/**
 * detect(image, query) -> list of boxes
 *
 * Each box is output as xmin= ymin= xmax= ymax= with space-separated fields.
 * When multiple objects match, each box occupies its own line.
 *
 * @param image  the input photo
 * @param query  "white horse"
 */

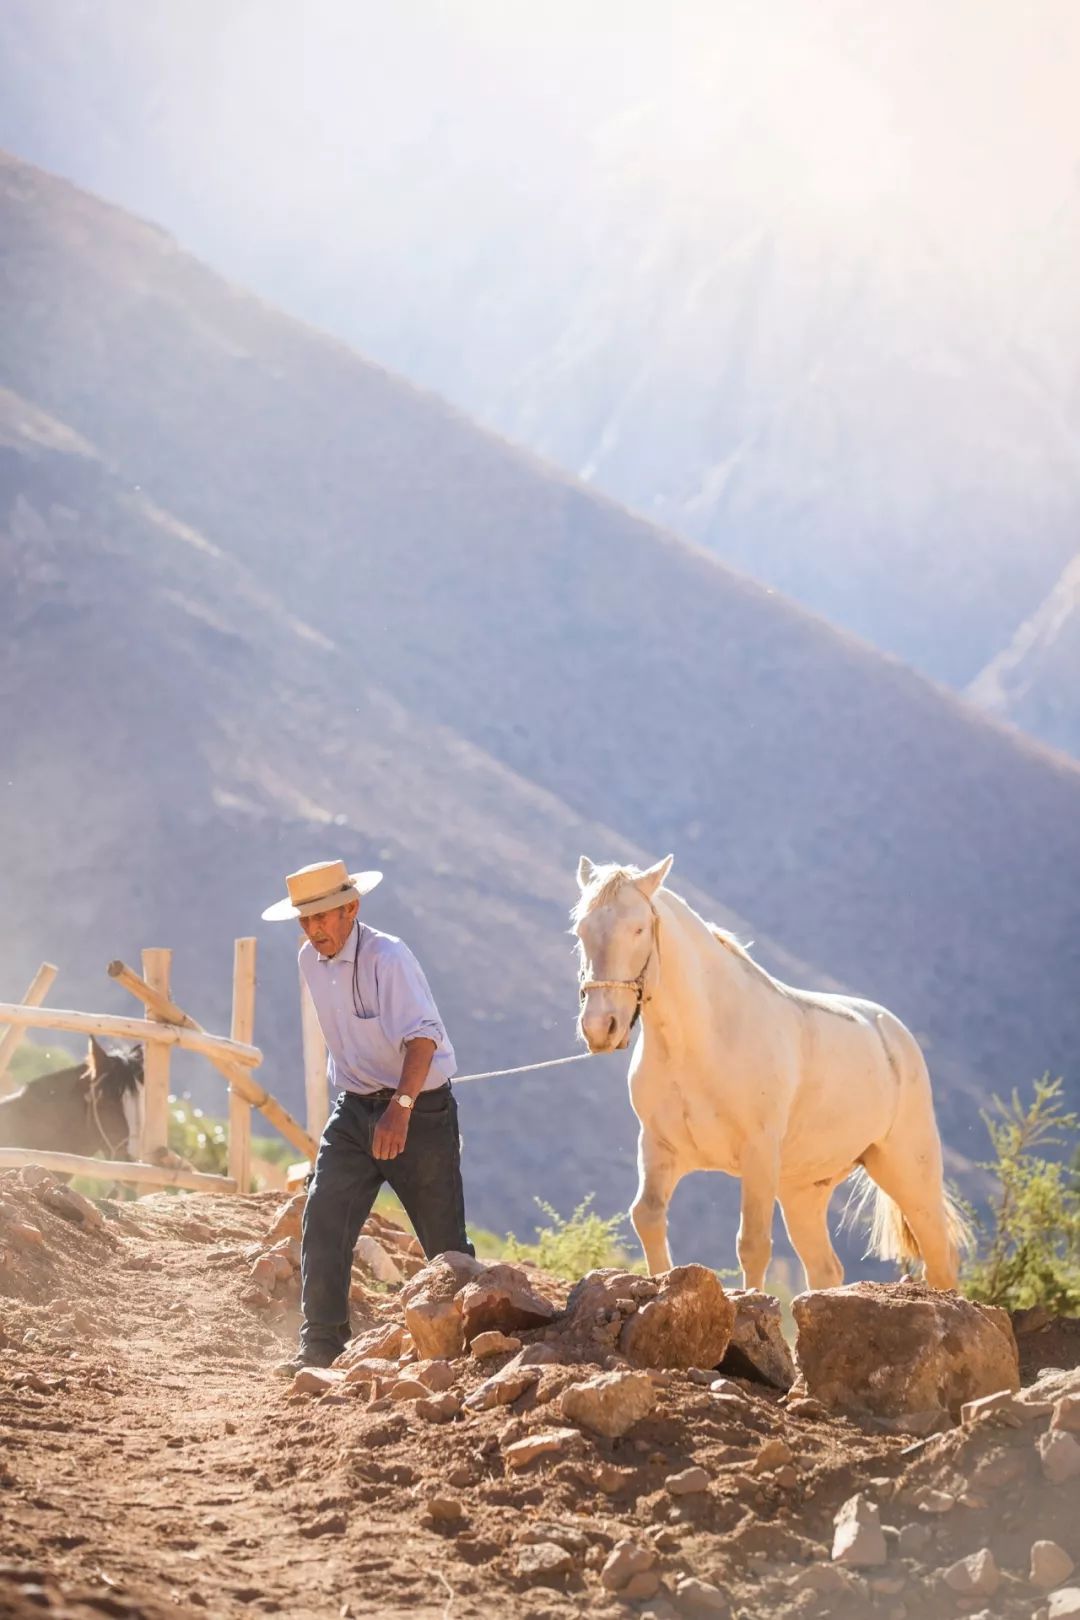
xmin=574 ymin=854 xmax=968 ymax=1291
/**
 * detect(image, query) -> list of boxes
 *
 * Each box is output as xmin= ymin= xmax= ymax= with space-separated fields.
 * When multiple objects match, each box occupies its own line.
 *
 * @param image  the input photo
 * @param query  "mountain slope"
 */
xmin=2 ymin=152 xmax=1079 ymax=1187
xmin=967 ymin=550 xmax=1080 ymax=759
xmin=0 ymin=382 xmax=828 ymax=1259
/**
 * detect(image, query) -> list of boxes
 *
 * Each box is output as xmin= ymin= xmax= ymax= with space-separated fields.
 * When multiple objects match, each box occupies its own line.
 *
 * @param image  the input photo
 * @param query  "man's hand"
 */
xmin=373 ymin=1100 xmax=411 ymax=1161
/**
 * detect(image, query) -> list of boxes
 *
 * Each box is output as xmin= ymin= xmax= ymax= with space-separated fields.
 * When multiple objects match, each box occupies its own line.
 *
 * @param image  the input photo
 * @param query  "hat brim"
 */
xmin=261 ymin=870 xmax=383 ymax=922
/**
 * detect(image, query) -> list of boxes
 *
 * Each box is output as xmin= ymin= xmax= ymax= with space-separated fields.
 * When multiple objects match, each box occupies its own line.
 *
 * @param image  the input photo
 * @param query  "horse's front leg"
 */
xmin=630 ymin=1130 xmax=682 ymax=1275
xmin=737 ymin=1139 xmax=781 ymax=1289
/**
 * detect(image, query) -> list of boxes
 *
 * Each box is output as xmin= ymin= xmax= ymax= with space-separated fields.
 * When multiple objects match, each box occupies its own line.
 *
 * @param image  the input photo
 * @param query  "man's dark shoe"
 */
xmin=274 ymin=1347 xmax=340 ymax=1379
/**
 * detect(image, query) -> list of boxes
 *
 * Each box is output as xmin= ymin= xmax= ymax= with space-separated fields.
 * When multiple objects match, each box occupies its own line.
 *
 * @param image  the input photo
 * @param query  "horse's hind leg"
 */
xmin=779 ymin=1178 xmax=844 ymax=1291
xmin=630 ymin=1131 xmax=681 ymax=1274
xmin=859 ymin=1142 xmax=958 ymax=1290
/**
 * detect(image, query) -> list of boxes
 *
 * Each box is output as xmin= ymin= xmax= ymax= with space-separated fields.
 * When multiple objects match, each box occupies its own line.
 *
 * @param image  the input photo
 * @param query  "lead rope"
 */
xmin=453 ymin=1050 xmax=594 ymax=1085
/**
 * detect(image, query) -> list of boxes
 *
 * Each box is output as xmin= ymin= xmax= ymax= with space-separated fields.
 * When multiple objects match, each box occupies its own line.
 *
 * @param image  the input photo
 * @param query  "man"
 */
xmin=262 ymin=860 xmax=473 ymax=1371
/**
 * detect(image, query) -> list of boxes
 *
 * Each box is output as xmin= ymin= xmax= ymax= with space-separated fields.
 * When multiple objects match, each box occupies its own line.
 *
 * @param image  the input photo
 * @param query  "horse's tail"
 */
xmin=846 ymin=1167 xmax=973 ymax=1268
xmin=844 ymin=1168 xmax=918 ymax=1265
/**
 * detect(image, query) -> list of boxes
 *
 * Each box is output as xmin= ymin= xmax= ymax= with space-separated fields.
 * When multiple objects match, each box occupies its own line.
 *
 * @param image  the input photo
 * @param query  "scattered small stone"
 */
xmin=895 ymin=1522 xmax=932 ymax=1557
xmin=665 ymin=1466 xmax=709 ymax=1497
xmin=516 ymin=1542 xmax=575 ymax=1583
xmin=961 ymin=1388 xmax=1027 ymax=1425
xmin=832 ymin=1494 xmax=887 ymax=1567
xmin=601 ymin=1539 xmax=658 ymax=1592
xmin=1052 ymin=1394 xmax=1080 ymax=1434
xmin=355 ymin=1234 xmax=403 ymax=1284
xmin=41 ymin=1184 xmax=105 ymax=1230
xmin=470 ymin=1330 xmax=522 ymax=1359
xmin=752 ymin=1437 xmax=793 ymax=1474
xmin=1031 ymin=1542 xmax=1076 ymax=1590
xmin=1039 ymin=1431 xmax=1080 ymax=1485
xmin=298 ymin=1511 xmax=347 ymax=1538
xmin=415 ymin=1391 xmax=461 ymax=1423
xmin=774 ymin=1464 xmax=799 ymax=1490
xmin=289 ymin=1367 xmax=345 ymax=1397
xmin=422 ymin=1496 xmax=464 ymax=1524
xmin=942 ymin=1549 xmax=1000 ymax=1597
xmin=9 ymin=1221 xmax=46 ymax=1249
xmin=560 ymin=1370 xmax=657 ymax=1438
xmin=463 ymin=1365 xmax=538 ymax=1412
xmin=519 ymin=1522 xmax=589 ymax=1555
xmin=1049 ymin=1591 xmax=1080 ymax=1620
xmin=389 ymin=1377 xmax=431 ymax=1403
xmin=622 ymin=1571 xmax=662 ymax=1600
xmin=503 ymin=1427 xmax=583 ymax=1471
xmin=673 ymin=1575 xmax=729 ymax=1614
xmin=785 ymin=1396 xmax=827 ymax=1420
xmin=915 ymin=1488 xmax=955 ymax=1514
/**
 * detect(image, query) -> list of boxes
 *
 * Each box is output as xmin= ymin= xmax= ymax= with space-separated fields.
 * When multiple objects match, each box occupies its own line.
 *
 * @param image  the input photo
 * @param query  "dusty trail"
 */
xmin=2 ymin=1173 xmax=1079 ymax=1620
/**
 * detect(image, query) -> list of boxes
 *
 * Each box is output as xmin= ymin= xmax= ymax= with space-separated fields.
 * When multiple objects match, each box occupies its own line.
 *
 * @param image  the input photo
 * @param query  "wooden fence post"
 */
xmin=141 ymin=948 xmax=173 ymax=1163
xmin=0 ymin=962 xmax=58 ymax=1095
xmin=229 ymin=938 xmax=256 ymax=1193
xmin=300 ymin=970 xmax=329 ymax=1144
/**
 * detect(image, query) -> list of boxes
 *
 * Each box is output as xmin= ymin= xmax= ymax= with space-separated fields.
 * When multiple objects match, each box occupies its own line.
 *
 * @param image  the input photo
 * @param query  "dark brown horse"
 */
xmin=0 ymin=1038 xmax=144 ymax=1160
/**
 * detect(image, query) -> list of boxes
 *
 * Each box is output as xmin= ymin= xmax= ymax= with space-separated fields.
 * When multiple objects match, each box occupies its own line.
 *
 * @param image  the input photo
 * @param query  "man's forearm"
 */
xmin=398 ymin=1037 xmax=437 ymax=1098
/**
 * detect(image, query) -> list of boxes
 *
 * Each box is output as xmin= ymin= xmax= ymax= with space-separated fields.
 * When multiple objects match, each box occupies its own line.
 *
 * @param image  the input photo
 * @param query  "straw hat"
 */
xmin=261 ymin=859 xmax=383 ymax=922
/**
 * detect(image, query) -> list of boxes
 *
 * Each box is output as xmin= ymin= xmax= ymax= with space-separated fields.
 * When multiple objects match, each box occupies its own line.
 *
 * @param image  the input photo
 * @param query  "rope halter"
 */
xmin=578 ymin=901 xmax=661 ymax=1026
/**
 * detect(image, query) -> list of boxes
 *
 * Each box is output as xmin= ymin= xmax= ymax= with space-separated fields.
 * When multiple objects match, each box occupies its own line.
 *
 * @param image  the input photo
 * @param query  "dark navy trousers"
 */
xmin=299 ymin=1084 xmax=473 ymax=1360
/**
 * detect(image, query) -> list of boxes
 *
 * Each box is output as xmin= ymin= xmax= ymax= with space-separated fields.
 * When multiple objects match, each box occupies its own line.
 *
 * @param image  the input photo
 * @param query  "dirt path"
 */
xmin=2 ymin=1174 xmax=1079 ymax=1620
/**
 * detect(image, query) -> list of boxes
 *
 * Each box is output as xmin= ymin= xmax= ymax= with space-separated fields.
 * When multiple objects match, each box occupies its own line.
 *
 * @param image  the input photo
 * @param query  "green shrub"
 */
xmin=499 ymin=1195 xmax=641 ymax=1279
xmin=168 ymin=1096 xmax=228 ymax=1176
xmin=8 ymin=1039 xmax=80 ymax=1085
xmin=963 ymin=1076 xmax=1080 ymax=1314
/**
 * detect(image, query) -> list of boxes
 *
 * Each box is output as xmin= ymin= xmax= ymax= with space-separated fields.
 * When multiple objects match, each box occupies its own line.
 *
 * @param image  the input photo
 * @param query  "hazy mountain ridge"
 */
xmin=2 ymin=1 xmax=1077 ymax=713
xmin=2 ymin=154 xmax=1079 ymax=1249
xmin=967 ymin=548 xmax=1080 ymax=760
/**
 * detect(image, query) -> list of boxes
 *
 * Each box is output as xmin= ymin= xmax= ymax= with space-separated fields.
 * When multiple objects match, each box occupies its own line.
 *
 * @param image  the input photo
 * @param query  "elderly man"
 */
xmin=263 ymin=860 xmax=473 ymax=1371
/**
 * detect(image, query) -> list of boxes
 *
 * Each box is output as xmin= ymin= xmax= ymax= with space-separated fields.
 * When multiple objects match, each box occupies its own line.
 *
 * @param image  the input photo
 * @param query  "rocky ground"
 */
xmin=1 ymin=1170 xmax=1078 ymax=1620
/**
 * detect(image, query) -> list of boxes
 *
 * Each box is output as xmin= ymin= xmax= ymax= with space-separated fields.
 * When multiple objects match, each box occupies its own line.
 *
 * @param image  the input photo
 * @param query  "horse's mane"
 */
xmin=573 ymin=864 xmax=758 ymax=964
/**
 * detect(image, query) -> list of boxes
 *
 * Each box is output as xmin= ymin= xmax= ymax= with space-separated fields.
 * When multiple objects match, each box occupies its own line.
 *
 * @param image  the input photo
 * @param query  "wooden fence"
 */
xmin=0 ymin=941 xmax=322 ymax=1194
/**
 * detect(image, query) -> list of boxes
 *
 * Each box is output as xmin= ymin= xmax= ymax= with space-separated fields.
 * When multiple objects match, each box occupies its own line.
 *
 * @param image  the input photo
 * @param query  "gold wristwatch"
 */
xmin=394 ymin=1093 xmax=414 ymax=1111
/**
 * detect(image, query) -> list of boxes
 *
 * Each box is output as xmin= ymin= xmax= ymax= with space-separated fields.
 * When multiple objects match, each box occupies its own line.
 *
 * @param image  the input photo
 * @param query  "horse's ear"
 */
xmin=635 ymin=854 xmax=674 ymax=900
xmin=577 ymin=856 xmax=596 ymax=891
xmin=86 ymin=1036 xmax=109 ymax=1080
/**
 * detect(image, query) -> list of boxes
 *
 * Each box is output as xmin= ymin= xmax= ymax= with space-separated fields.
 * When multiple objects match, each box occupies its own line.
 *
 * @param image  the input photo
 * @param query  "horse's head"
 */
xmin=573 ymin=854 xmax=673 ymax=1053
xmin=83 ymin=1037 xmax=145 ymax=1160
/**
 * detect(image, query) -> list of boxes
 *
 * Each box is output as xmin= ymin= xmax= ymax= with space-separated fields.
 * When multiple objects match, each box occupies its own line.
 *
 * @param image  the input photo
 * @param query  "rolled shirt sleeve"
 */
xmin=378 ymin=941 xmax=447 ymax=1051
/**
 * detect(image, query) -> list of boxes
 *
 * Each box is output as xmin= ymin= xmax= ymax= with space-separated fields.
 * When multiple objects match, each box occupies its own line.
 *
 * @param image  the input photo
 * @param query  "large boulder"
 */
xmin=619 ymin=1265 xmax=735 ymax=1370
xmin=791 ymin=1281 xmax=1019 ymax=1420
xmin=400 ymin=1252 xmax=484 ymax=1360
xmin=719 ymin=1291 xmax=795 ymax=1389
xmin=458 ymin=1263 xmax=558 ymax=1343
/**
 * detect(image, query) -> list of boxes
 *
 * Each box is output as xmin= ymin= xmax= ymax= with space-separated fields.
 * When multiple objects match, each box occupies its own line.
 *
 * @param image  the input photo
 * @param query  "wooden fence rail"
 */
xmin=0 ymin=962 xmax=58 ymax=1095
xmin=0 ymin=1005 xmax=261 ymax=1067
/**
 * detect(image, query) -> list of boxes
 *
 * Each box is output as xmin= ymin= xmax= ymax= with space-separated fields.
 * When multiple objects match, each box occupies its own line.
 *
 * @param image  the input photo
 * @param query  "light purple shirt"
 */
xmin=298 ymin=923 xmax=456 ymax=1095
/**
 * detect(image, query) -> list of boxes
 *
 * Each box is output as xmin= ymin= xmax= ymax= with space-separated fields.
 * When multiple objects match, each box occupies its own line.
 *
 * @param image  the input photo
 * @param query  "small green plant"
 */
xmin=8 ymin=1039 xmax=80 ymax=1085
xmin=963 ymin=1076 xmax=1080 ymax=1314
xmin=500 ymin=1194 xmax=641 ymax=1279
xmin=168 ymin=1095 xmax=229 ymax=1177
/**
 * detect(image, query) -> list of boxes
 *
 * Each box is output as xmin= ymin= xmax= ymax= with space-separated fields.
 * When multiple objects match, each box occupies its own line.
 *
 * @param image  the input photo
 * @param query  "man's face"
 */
xmin=300 ymin=899 xmax=359 ymax=957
